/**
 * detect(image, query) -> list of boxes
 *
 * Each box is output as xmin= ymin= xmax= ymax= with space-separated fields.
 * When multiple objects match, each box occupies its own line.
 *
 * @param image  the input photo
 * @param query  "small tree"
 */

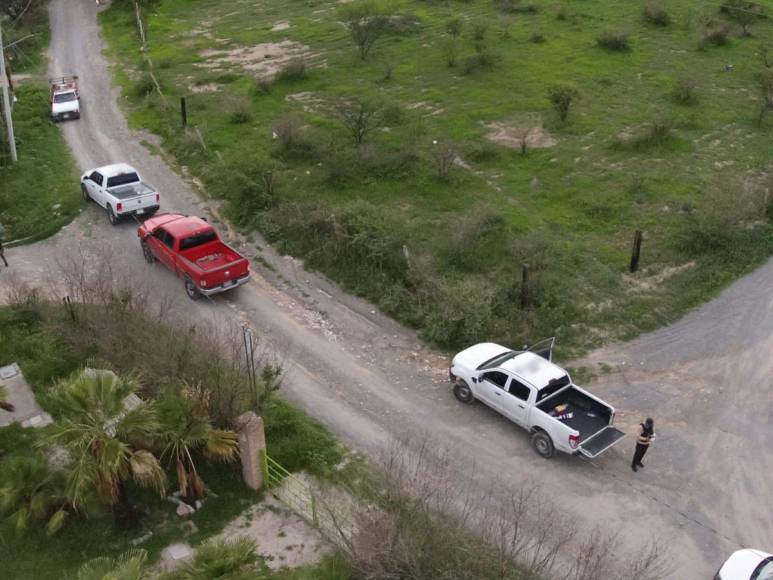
xmin=548 ymin=82 xmax=579 ymax=123
xmin=432 ymin=142 xmax=457 ymax=182
xmin=444 ymin=17 xmax=463 ymax=67
xmin=340 ymin=0 xmax=392 ymax=60
xmin=722 ymin=0 xmax=764 ymax=36
xmin=335 ymin=98 xmax=381 ymax=145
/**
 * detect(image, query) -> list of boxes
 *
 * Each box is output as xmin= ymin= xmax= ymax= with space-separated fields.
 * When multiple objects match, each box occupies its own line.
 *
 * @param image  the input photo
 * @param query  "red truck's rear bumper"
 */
xmin=198 ymin=273 xmax=251 ymax=297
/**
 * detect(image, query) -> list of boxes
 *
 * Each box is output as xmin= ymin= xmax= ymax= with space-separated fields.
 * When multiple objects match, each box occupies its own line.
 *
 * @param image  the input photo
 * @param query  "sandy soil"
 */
xmin=2 ymin=1 xmax=771 ymax=577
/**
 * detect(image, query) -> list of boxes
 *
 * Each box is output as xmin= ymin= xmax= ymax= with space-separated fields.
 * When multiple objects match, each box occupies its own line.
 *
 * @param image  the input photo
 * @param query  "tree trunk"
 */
xmin=112 ymin=480 xmax=139 ymax=529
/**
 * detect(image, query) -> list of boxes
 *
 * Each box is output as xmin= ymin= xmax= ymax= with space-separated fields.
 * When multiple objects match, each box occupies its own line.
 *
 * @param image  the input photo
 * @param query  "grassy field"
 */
xmin=0 ymin=303 xmax=350 ymax=579
xmin=100 ymin=0 xmax=773 ymax=355
xmin=0 ymin=0 xmax=81 ymax=244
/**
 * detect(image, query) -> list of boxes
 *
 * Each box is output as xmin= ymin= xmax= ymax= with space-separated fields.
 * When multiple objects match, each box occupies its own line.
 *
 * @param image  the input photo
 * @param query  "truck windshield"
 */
xmin=536 ymin=375 xmax=571 ymax=402
xmin=106 ymin=173 xmax=141 ymax=188
xmin=179 ymin=230 xmax=217 ymax=251
xmin=477 ymin=351 xmax=516 ymax=370
xmin=54 ymin=92 xmax=77 ymax=103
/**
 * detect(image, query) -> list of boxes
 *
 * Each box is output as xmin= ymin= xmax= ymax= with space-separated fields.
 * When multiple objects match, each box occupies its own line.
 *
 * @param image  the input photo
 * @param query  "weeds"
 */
xmin=597 ymin=29 xmax=630 ymax=51
xmin=700 ymin=20 xmax=730 ymax=47
xmin=643 ymin=1 xmax=671 ymax=26
xmin=276 ymin=58 xmax=307 ymax=82
xmin=548 ymin=82 xmax=579 ymax=122
xmin=672 ymin=74 xmax=699 ymax=105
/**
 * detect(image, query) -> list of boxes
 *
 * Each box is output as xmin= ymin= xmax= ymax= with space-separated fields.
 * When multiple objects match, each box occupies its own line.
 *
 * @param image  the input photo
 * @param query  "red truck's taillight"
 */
xmin=156 ymin=193 xmax=160 ymax=203
xmin=116 ymin=202 xmax=123 ymax=212
xmin=568 ymin=434 xmax=580 ymax=449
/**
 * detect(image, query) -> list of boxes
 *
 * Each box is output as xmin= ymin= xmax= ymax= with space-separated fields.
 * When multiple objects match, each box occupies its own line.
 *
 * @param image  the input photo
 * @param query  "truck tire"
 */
xmin=453 ymin=382 xmax=475 ymax=404
xmin=184 ymin=277 xmax=201 ymax=300
xmin=81 ymin=184 xmax=90 ymax=203
xmin=107 ymin=205 xmax=119 ymax=226
xmin=141 ymin=241 xmax=156 ymax=264
xmin=531 ymin=431 xmax=555 ymax=459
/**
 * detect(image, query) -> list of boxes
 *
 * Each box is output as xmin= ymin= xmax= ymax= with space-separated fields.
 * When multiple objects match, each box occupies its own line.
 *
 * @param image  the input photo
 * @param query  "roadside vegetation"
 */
xmin=0 ymin=261 xmax=345 ymax=578
xmin=0 ymin=0 xmax=81 ymax=243
xmin=100 ymin=0 xmax=773 ymax=356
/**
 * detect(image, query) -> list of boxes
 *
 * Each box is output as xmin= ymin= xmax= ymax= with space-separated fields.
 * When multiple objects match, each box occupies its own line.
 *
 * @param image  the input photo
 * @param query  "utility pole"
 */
xmin=0 ymin=23 xmax=18 ymax=163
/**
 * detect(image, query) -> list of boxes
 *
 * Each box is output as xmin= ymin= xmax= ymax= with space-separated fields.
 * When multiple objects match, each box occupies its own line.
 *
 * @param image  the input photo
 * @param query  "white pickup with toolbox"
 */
xmin=450 ymin=339 xmax=626 ymax=459
xmin=49 ymin=75 xmax=80 ymax=121
xmin=81 ymin=163 xmax=160 ymax=225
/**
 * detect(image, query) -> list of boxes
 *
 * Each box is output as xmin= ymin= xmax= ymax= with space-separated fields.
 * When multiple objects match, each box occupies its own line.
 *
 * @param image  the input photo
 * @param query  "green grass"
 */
xmin=0 ymin=304 xmax=346 ymax=579
xmin=0 ymin=85 xmax=82 ymax=243
xmin=99 ymin=0 xmax=773 ymax=356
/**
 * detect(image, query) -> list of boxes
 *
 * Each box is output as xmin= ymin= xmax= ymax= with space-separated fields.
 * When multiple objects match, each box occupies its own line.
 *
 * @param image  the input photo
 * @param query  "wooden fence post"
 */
xmin=180 ymin=97 xmax=187 ymax=128
xmin=630 ymin=230 xmax=643 ymax=273
xmin=520 ymin=264 xmax=530 ymax=308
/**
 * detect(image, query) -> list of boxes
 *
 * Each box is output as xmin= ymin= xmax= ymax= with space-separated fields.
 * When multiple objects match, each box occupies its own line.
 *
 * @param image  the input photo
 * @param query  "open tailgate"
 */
xmin=578 ymin=426 xmax=626 ymax=458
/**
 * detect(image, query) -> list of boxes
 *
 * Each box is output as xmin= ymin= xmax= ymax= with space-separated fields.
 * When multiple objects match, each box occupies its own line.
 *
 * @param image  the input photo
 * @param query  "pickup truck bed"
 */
xmin=537 ymin=387 xmax=611 ymax=441
xmin=110 ymin=182 xmax=155 ymax=200
xmin=181 ymin=244 xmax=242 ymax=271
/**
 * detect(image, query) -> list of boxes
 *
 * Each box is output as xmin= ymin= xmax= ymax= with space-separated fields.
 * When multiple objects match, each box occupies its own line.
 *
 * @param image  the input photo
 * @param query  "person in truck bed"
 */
xmin=631 ymin=417 xmax=655 ymax=472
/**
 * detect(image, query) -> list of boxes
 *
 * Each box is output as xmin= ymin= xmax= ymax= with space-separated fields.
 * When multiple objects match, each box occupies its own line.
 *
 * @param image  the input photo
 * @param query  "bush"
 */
xmin=462 ymin=50 xmax=500 ymax=75
xmin=132 ymin=73 xmax=156 ymax=98
xmin=253 ymin=77 xmax=273 ymax=95
xmin=643 ymin=1 xmax=670 ymax=26
xmin=596 ymin=29 xmax=630 ymax=51
xmin=672 ymin=75 xmax=699 ymax=105
xmin=276 ymin=58 xmax=307 ymax=82
xmin=700 ymin=20 xmax=730 ymax=47
xmin=530 ymin=31 xmax=546 ymax=43
xmin=495 ymin=0 xmax=538 ymax=14
xmin=548 ymin=82 xmax=579 ymax=122
xmin=721 ymin=0 xmax=766 ymax=36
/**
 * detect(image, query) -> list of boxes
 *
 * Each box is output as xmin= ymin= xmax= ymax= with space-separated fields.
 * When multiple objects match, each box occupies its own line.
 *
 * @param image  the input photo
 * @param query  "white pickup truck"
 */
xmin=450 ymin=339 xmax=625 ymax=459
xmin=81 ymin=163 xmax=160 ymax=225
xmin=49 ymin=75 xmax=80 ymax=122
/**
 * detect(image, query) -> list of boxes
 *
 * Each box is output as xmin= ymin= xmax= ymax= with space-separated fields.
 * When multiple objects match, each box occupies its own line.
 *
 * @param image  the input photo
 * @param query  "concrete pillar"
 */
xmin=235 ymin=411 xmax=266 ymax=490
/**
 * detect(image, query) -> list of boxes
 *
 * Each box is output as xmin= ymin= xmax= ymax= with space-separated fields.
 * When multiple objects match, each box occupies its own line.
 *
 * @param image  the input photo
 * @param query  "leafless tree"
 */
xmin=433 ymin=141 xmax=456 ymax=182
xmin=335 ymin=98 xmax=381 ymax=145
xmin=339 ymin=0 xmax=392 ymax=60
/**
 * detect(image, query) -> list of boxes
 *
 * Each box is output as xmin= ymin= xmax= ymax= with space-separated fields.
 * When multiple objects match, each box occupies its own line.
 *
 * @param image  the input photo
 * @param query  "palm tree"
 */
xmin=77 ymin=549 xmax=148 ymax=580
xmin=0 ymin=453 xmax=72 ymax=535
xmin=175 ymin=538 xmax=267 ymax=579
xmin=47 ymin=369 xmax=165 ymax=528
xmin=0 ymin=385 xmax=15 ymax=412
xmin=157 ymin=384 xmax=238 ymax=504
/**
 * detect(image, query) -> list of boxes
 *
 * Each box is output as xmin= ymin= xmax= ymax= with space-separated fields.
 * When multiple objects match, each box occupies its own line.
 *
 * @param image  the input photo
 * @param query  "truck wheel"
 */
xmin=107 ymin=205 xmax=119 ymax=226
xmin=531 ymin=431 xmax=555 ymax=459
xmin=184 ymin=277 xmax=201 ymax=300
xmin=453 ymin=382 xmax=474 ymax=404
xmin=141 ymin=242 xmax=156 ymax=264
xmin=81 ymin=184 xmax=90 ymax=203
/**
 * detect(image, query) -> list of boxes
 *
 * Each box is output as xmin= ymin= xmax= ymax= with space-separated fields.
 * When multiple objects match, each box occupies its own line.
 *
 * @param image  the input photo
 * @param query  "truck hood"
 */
xmin=452 ymin=343 xmax=512 ymax=373
xmin=52 ymin=100 xmax=79 ymax=114
xmin=718 ymin=550 xmax=771 ymax=579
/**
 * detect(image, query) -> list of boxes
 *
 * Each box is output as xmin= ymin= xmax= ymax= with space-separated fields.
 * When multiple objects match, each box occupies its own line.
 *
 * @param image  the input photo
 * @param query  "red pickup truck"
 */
xmin=138 ymin=214 xmax=250 ymax=299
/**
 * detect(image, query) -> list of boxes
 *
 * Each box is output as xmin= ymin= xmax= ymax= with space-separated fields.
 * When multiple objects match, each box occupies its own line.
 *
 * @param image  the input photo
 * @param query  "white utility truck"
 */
xmin=81 ymin=163 xmax=160 ymax=225
xmin=49 ymin=75 xmax=80 ymax=122
xmin=450 ymin=339 xmax=625 ymax=459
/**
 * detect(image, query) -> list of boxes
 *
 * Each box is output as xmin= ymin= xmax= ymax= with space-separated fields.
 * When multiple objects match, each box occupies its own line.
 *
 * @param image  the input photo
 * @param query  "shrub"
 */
xmin=272 ymin=116 xmax=303 ymax=149
xmin=432 ymin=142 xmax=457 ymax=182
xmin=339 ymin=0 xmax=393 ymax=60
xmin=471 ymin=21 xmax=488 ymax=44
xmin=496 ymin=0 xmax=538 ymax=14
xmin=462 ymin=49 xmax=500 ymax=75
xmin=276 ymin=58 xmax=307 ymax=82
xmin=446 ymin=207 xmax=505 ymax=269
xmin=253 ymin=77 xmax=273 ymax=95
xmin=133 ymin=73 xmax=156 ymax=97
xmin=596 ymin=29 xmax=630 ymax=51
xmin=530 ymin=31 xmax=546 ymax=43
xmin=556 ymin=6 xmax=568 ymax=20
xmin=548 ymin=82 xmax=579 ymax=122
xmin=335 ymin=98 xmax=382 ymax=145
xmin=643 ymin=1 xmax=670 ymax=26
xmin=700 ymin=20 xmax=730 ymax=47
xmin=672 ymin=75 xmax=699 ymax=105
xmin=721 ymin=0 xmax=766 ymax=36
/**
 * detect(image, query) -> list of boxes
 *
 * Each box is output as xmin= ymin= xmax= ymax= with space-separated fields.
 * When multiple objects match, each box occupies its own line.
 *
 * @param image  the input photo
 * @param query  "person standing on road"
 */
xmin=631 ymin=417 xmax=655 ymax=472
xmin=0 ymin=224 xmax=8 ymax=268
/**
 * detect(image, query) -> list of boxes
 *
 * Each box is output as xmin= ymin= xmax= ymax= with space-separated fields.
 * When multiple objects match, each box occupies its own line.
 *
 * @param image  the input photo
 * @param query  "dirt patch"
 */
xmin=197 ymin=41 xmax=318 ymax=79
xmin=408 ymin=101 xmax=444 ymax=117
xmin=624 ymin=261 xmax=696 ymax=292
xmin=217 ymin=495 xmax=334 ymax=570
xmin=271 ymin=21 xmax=290 ymax=32
xmin=10 ymin=73 xmax=33 ymax=85
xmin=189 ymin=83 xmax=220 ymax=93
xmin=285 ymin=91 xmax=328 ymax=114
xmin=485 ymin=120 xmax=556 ymax=150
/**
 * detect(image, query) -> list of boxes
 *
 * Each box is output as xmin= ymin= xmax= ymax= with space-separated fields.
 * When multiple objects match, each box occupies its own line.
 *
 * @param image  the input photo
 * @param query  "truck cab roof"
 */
xmin=94 ymin=163 xmax=139 ymax=179
xmin=142 ymin=214 xmax=212 ymax=239
xmin=500 ymin=352 xmax=568 ymax=390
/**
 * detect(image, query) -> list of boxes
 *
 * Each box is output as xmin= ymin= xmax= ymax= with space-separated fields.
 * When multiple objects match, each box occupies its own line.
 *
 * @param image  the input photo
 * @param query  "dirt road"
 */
xmin=2 ymin=1 xmax=771 ymax=576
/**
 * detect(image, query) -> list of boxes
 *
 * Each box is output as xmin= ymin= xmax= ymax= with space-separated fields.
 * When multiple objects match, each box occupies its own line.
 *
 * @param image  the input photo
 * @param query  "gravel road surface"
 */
xmin=1 ymin=1 xmax=771 ymax=576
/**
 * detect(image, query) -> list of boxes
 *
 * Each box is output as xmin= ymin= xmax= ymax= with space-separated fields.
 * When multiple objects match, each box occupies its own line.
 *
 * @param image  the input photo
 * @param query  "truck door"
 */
xmin=526 ymin=337 xmax=555 ymax=361
xmin=87 ymin=171 xmax=104 ymax=206
xmin=476 ymin=371 xmax=509 ymax=413
xmin=499 ymin=379 xmax=532 ymax=427
xmin=150 ymin=228 xmax=177 ymax=271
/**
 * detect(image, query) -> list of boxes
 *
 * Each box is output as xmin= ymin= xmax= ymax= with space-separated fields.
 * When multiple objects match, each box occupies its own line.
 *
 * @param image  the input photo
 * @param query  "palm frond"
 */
xmin=129 ymin=450 xmax=166 ymax=494
xmin=45 ymin=508 xmax=69 ymax=535
xmin=204 ymin=430 xmax=239 ymax=462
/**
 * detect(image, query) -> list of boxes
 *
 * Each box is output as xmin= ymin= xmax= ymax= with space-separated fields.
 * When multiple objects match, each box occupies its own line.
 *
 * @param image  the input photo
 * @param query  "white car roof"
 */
xmin=93 ymin=163 xmax=138 ymax=178
xmin=500 ymin=352 xmax=568 ymax=389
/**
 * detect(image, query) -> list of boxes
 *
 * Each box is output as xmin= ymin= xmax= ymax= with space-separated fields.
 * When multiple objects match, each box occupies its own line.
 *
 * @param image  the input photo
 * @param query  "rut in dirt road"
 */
xmin=3 ymin=0 xmax=772 ymax=577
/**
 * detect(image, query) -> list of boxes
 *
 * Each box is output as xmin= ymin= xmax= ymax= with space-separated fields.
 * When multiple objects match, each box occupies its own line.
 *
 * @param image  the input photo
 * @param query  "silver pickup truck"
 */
xmin=81 ymin=163 xmax=160 ymax=225
xmin=450 ymin=339 xmax=625 ymax=459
